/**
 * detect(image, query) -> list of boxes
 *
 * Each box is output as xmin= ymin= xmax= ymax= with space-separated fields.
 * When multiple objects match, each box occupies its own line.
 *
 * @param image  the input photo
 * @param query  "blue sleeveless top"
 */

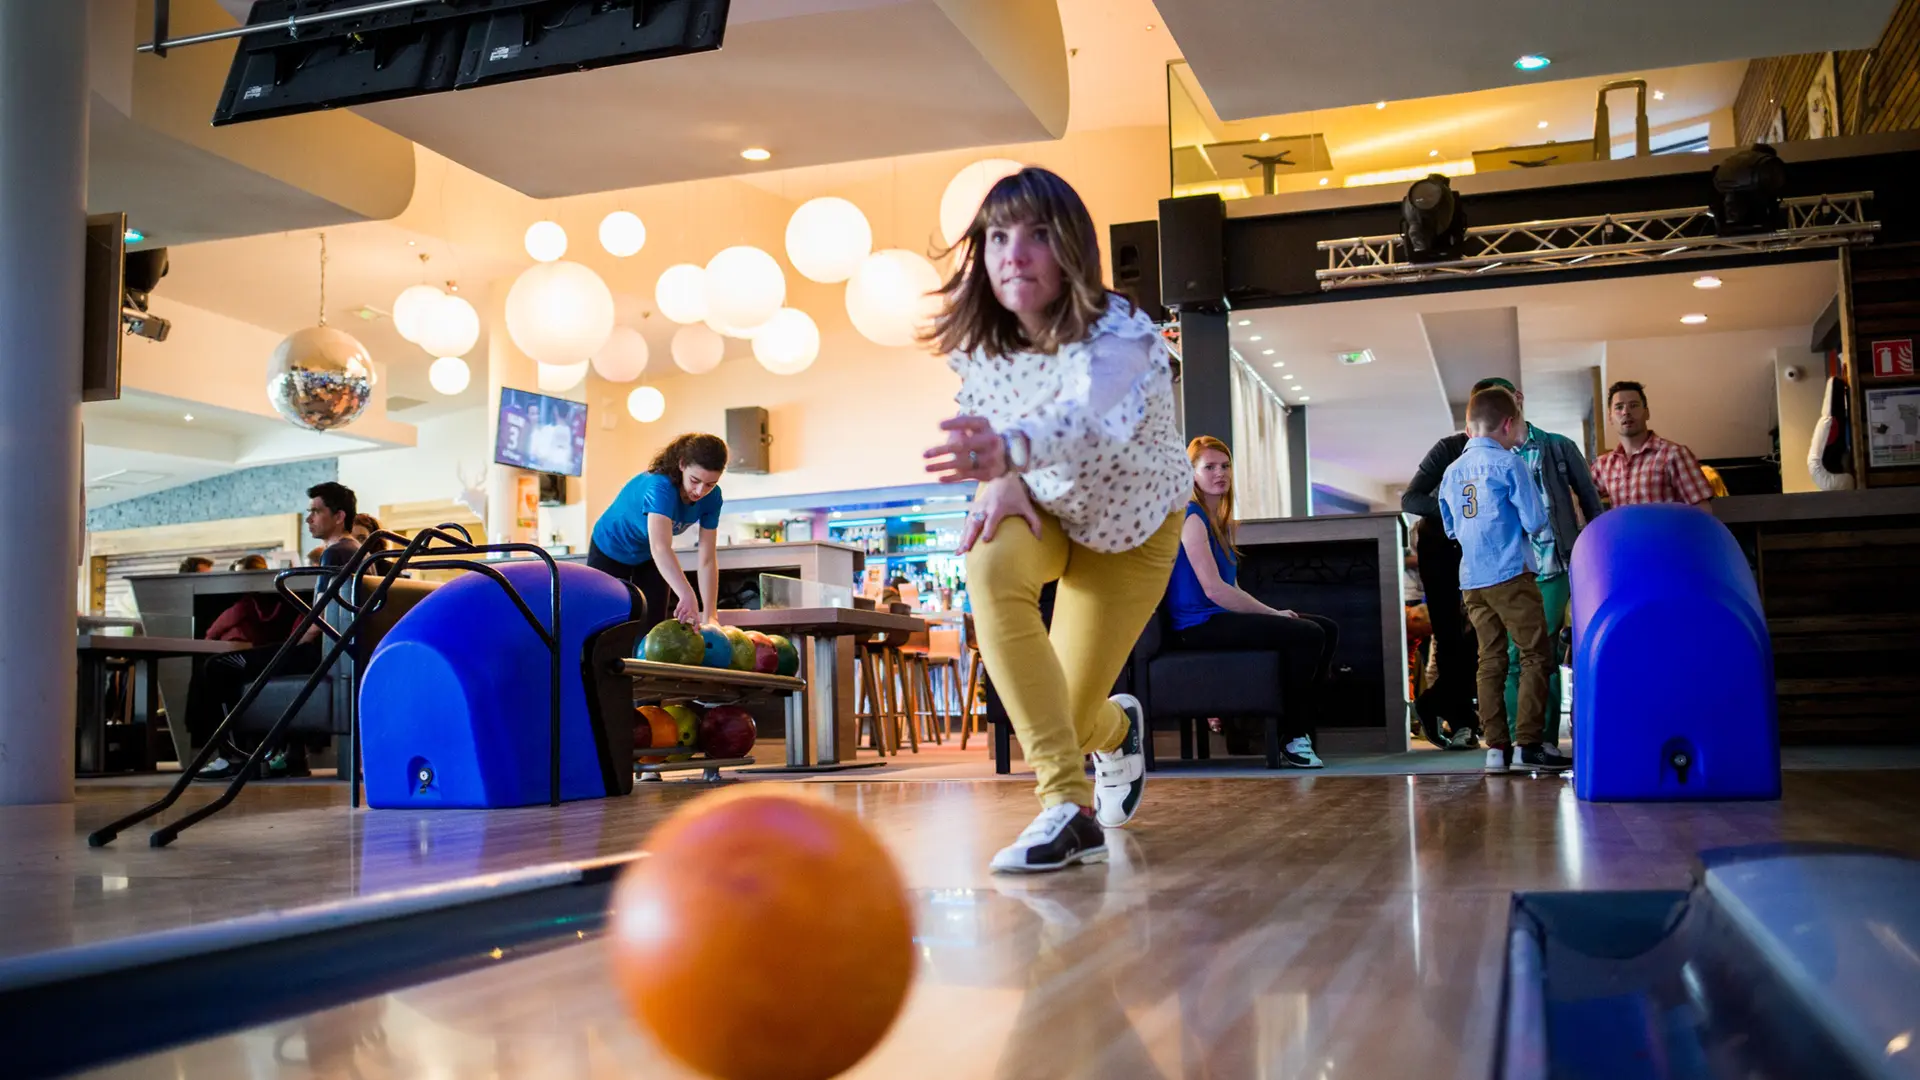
xmin=1168 ymin=501 xmax=1234 ymax=631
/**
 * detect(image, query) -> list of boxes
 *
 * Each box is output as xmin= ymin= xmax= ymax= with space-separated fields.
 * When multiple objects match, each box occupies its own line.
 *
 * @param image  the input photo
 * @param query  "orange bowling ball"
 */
xmin=609 ymin=789 xmax=914 ymax=1080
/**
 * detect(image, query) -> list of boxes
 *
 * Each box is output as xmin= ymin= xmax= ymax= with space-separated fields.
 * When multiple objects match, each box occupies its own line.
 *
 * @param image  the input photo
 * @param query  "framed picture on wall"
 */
xmin=1807 ymin=53 xmax=1841 ymax=139
xmin=1765 ymin=105 xmax=1788 ymax=144
xmin=1864 ymin=386 xmax=1920 ymax=468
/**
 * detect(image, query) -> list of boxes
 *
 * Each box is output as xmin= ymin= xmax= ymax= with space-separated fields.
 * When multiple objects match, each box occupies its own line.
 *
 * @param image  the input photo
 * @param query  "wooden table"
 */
xmin=716 ymin=607 xmax=925 ymax=769
xmin=75 ymin=635 xmax=244 ymax=775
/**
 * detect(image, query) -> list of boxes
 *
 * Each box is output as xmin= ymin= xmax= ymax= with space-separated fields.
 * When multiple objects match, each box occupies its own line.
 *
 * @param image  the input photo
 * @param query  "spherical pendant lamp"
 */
xmin=524 ymin=220 xmax=568 ymax=263
xmin=939 ymin=158 xmax=1024 ymax=246
xmin=785 ymin=197 xmax=873 ymax=284
xmin=599 ymin=211 xmax=647 ymax=258
xmin=428 ymin=356 xmax=471 ymax=395
xmin=392 ymin=284 xmax=445 ymax=344
xmin=537 ymin=359 xmax=589 ymax=393
xmin=752 ymin=308 xmax=821 ymax=375
xmin=671 ymin=323 xmax=726 ymax=374
xmin=417 ymin=293 xmax=480 ymax=358
xmin=706 ymin=313 xmax=768 ymax=341
xmin=627 ymin=386 xmax=666 ymax=423
xmin=703 ymin=246 xmax=786 ymax=332
xmin=655 ymin=264 xmax=709 ymax=325
xmin=504 ymin=260 xmax=616 ymax=367
xmin=591 ymin=325 xmax=650 ymax=383
xmin=845 ymin=249 xmax=942 ymax=348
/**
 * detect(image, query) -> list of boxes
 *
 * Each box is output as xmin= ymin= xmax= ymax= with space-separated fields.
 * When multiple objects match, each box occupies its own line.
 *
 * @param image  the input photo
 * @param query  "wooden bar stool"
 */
xmin=898 ymin=629 xmax=944 ymax=747
xmin=855 ymin=607 xmax=918 ymax=754
xmin=959 ymin=614 xmax=990 ymax=750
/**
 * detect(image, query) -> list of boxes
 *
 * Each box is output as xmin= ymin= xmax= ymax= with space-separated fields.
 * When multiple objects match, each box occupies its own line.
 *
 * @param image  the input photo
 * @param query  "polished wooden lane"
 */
xmin=40 ymin=768 xmax=1920 ymax=1079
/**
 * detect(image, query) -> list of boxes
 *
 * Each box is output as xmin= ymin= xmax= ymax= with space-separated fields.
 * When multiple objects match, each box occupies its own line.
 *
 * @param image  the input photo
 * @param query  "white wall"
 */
xmin=1603 ymin=327 xmax=1803 ymax=458
xmin=337 ymin=407 xmax=488 ymax=518
xmin=1774 ymin=347 xmax=1828 ymax=493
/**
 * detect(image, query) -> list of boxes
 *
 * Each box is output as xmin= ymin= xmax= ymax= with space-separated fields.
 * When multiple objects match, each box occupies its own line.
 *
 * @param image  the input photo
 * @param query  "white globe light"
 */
xmin=537 ymin=360 xmax=589 ymax=392
xmin=939 ymin=158 xmax=1024 ymax=246
xmin=705 ymin=313 xmax=769 ymax=340
xmin=655 ymin=263 xmax=709 ymax=325
xmin=599 ymin=211 xmax=647 ymax=258
xmin=428 ymin=356 xmax=471 ymax=395
xmin=671 ymin=323 xmax=726 ymax=374
xmin=524 ymin=220 xmax=568 ymax=263
xmin=845 ymin=249 xmax=943 ymax=348
xmin=703 ymin=245 xmax=786 ymax=332
xmin=417 ymin=293 xmax=480 ymax=358
xmin=627 ymin=386 xmax=666 ymax=423
xmin=504 ymin=260 xmax=616 ymax=366
xmin=392 ymin=284 xmax=444 ymax=344
xmin=785 ymin=197 xmax=873 ymax=284
xmin=752 ymin=308 xmax=821 ymax=375
xmin=591 ymin=325 xmax=650 ymax=383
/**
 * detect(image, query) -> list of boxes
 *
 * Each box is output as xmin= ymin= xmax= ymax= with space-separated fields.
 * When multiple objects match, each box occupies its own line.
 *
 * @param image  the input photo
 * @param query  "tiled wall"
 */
xmin=87 ymin=459 xmax=340 ymax=532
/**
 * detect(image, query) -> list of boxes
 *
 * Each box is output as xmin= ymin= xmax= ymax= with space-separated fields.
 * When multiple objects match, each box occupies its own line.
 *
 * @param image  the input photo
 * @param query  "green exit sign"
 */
xmin=1337 ymin=349 xmax=1375 ymax=366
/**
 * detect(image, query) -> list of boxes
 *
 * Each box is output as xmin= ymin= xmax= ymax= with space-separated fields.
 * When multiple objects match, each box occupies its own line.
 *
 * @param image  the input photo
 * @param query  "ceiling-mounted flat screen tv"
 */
xmin=495 ymin=388 xmax=587 ymax=477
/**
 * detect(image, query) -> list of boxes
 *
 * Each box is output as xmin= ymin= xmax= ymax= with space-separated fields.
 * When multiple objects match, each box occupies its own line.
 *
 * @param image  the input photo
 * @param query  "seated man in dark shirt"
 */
xmin=190 ymin=482 xmax=360 ymax=781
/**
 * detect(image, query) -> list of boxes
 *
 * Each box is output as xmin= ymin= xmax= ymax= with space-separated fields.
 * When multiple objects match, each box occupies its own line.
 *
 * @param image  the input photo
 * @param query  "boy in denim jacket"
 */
xmin=1438 ymin=386 xmax=1573 ymax=775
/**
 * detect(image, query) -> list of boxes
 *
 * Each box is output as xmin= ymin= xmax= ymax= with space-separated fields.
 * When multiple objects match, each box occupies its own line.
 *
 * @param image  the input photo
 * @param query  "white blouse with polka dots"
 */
xmin=948 ymin=294 xmax=1190 ymax=554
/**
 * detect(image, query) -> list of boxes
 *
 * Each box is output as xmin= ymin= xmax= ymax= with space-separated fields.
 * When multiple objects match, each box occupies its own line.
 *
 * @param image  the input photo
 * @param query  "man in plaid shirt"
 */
xmin=1591 ymin=381 xmax=1715 ymax=508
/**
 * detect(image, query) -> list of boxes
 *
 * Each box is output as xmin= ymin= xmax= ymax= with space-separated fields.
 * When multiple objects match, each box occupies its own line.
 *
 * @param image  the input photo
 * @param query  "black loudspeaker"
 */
xmin=1157 ymin=195 xmax=1227 ymax=312
xmin=726 ymin=406 xmax=772 ymax=474
xmin=1109 ymin=221 xmax=1168 ymax=323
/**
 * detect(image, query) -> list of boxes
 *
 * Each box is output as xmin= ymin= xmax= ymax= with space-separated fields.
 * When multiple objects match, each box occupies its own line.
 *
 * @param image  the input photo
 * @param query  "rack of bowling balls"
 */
xmin=622 ymin=620 xmax=805 ymax=782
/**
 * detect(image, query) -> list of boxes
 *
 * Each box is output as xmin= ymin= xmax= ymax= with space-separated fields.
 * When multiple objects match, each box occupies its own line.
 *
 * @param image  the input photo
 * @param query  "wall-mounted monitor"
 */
xmin=495 ymin=388 xmax=587 ymax=477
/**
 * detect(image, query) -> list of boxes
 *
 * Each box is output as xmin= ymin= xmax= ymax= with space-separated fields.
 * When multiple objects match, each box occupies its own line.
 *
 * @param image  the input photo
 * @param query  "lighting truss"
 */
xmin=1315 ymin=192 xmax=1877 ymax=291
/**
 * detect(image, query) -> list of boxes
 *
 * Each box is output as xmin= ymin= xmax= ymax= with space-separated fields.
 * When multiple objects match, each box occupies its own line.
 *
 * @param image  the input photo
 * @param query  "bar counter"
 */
xmin=1710 ymin=488 xmax=1920 ymax=744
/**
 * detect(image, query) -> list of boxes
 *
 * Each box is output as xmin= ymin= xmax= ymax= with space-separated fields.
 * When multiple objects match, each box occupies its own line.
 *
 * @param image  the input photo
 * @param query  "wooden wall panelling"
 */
xmin=1734 ymin=0 xmax=1920 ymax=144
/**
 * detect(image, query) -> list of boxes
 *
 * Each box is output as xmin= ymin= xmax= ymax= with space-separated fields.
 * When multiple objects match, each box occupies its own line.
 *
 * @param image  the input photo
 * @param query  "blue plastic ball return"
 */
xmin=1569 ymin=505 xmax=1780 ymax=802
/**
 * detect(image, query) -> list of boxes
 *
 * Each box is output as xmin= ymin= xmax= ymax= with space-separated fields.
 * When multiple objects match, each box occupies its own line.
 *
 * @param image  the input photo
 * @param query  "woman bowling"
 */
xmin=923 ymin=167 xmax=1189 ymax=874
xmin=1168 ymin=436 xmax=1336 ymax=768
xmin=589 ymin=433 xmax=727 ymax=630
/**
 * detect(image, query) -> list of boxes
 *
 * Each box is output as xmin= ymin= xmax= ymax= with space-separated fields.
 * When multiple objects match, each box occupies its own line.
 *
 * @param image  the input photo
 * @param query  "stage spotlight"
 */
xmin=1402 ymin=174 xmax=1468 ymax=262
xmin=1710 ymin=144 xmax=1787 ymax=236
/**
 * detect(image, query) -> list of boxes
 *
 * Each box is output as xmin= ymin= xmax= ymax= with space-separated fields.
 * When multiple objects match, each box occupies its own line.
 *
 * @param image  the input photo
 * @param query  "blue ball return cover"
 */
xmin=1569 ymin=505 xmax=1779 ymax=802
xmin=360 ymin=561 xmax=639 ymax=809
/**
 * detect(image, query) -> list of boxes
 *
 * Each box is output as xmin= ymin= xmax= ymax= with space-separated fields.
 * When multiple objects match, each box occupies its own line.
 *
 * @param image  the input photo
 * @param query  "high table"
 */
xmin=75 ymin=635 xmax=244 ymax=775
xmin=716 ymin=607 xmax=925 ymax=770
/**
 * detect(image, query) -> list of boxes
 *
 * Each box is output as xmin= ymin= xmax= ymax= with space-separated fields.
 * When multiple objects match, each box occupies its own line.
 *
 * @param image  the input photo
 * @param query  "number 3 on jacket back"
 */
xmin=1437 ymin=440 xmax=1547 ymax=591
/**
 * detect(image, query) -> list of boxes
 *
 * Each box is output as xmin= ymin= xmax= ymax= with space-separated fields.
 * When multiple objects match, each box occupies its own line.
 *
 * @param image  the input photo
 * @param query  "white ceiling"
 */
xmin=1155 ymin=0 xmax=1900 ymax=120
xmin=1236 ymin=260 xmax=1841 ymax=496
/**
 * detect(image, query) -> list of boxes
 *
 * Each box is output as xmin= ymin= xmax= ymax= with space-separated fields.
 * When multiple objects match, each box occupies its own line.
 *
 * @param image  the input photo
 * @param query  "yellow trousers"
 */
xmin=967 ymin=510 xmax=1182 ymax=808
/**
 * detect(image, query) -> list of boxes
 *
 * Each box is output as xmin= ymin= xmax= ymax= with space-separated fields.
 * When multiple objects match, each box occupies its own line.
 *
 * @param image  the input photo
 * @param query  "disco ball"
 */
xmin=266 ymin=326 xmax=376 ymax=431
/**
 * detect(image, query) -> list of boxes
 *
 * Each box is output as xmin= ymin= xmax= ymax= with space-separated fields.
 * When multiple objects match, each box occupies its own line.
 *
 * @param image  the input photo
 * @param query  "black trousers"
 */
xmin=1415 ymin=525 xmax=1476 ymax=731
xmin=586 ymin=541 xmax=669 ymax=634
xmin=1174 ymin=611 xmax=1339 ymax=742
xmin=184 ymin=641 xmax=321 ymax=749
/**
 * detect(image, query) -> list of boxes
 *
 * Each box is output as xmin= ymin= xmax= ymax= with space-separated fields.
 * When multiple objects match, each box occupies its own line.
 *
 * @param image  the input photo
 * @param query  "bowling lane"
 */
xmin=70 ymin=770 xmax=1920 ymax=1080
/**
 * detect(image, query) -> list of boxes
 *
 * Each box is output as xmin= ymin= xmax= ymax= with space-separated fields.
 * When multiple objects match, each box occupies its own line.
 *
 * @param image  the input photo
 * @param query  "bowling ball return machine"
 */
xmin=86 ymin=523 xmax=805 ymax=844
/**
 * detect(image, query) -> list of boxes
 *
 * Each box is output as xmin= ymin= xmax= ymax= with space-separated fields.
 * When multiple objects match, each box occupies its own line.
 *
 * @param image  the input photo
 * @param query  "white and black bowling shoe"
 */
xmin=1092 ymin=694 xmax=1147 ymax=827
xmin=990 ymin=804 xmax=1109 ymax=874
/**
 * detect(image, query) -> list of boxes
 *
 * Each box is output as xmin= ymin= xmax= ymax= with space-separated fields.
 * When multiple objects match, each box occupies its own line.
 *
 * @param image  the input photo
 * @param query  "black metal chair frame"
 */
xmin=88 ymin=525 xmax=563 ymax=848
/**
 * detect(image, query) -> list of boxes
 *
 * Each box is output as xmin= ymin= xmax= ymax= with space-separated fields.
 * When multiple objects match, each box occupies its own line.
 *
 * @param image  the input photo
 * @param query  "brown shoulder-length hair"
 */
xmin=921 ymin=166 xmax=1118 ymax=359
xmin=648 ymin=433 xmax=729 ymax=489
xmin=1187 ymin=436 xmax=1239 ymax=559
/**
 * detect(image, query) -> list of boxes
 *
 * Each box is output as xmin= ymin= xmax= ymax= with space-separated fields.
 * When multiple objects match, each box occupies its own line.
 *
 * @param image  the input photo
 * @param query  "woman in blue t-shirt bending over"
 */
xmin=1168 ymin=436 xmax=1337 ymax=768
xmin=589 ymin=433 xmax=727 ymax=630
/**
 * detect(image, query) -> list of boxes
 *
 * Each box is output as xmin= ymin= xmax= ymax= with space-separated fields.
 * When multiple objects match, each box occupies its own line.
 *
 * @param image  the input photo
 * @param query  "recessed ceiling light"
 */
xmin=1692 ymin=274 xmax=1723 ymax=290
xmin=1259 ymin=132 xmax=1272 ymax=142
xmin=1145 ymin=23 xmax=1155 ymax=31
xmin=1262 ymin=348 xmax=1275 ymax=355
xmin=406 ymin=239 xmax=416 ymax=247
xmin=1318 ymin=177 xmax=1329 ymax=186
xmin=1653 ymin=89 xmax=1666 ymax=101
xmin=1298 ymin=395 xmax=1311 ymax=401
xmin=1236 ymin=319 xmax=1252 ymax=326
xmin=1249 ymin=335 xmax=1262 ymax=342
xmin=1681 ymin=313 xmax=1709 ymax=325
xmin=740 ymin=147 xmax=772 ymax=161
xmin=1537 ymin=120 xmax=1550 ymax=129
xmin=1282 ymin=373 xmax=1295 ymax=380
xmin=1514 ymin=54 xmax=1551 ymax=72
xmin=1429 ymin=149 xmax=1440 ymax=157
xmin=183 ymin=414 xmax=194 ymax=422
xmin=1272 ymin=361 xmax=1285 ymax=368
xmin=1375 ymin=101 xmax=1387 ymax=110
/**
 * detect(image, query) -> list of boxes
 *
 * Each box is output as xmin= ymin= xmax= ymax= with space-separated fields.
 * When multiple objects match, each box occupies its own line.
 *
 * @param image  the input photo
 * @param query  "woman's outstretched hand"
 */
xmin=957 ymin=476 xmax=1041 ymax=555
xmin=924 ymin=415 xmax=1008 ymax=483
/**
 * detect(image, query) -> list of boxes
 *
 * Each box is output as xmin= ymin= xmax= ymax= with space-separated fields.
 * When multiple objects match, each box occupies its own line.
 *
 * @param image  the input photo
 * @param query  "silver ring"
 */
xmin=967 ymin=449 xmax=979 ymax=468
xmin=970 ymin=511 xmax=985 ymax=521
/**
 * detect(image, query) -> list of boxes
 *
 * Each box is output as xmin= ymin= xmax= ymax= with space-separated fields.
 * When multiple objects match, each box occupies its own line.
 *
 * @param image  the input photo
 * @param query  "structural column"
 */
xmin=1178 ymin=308 xmax=1232 ymax=452
xmin=0 ymin=4 xmax=88 ymax=803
